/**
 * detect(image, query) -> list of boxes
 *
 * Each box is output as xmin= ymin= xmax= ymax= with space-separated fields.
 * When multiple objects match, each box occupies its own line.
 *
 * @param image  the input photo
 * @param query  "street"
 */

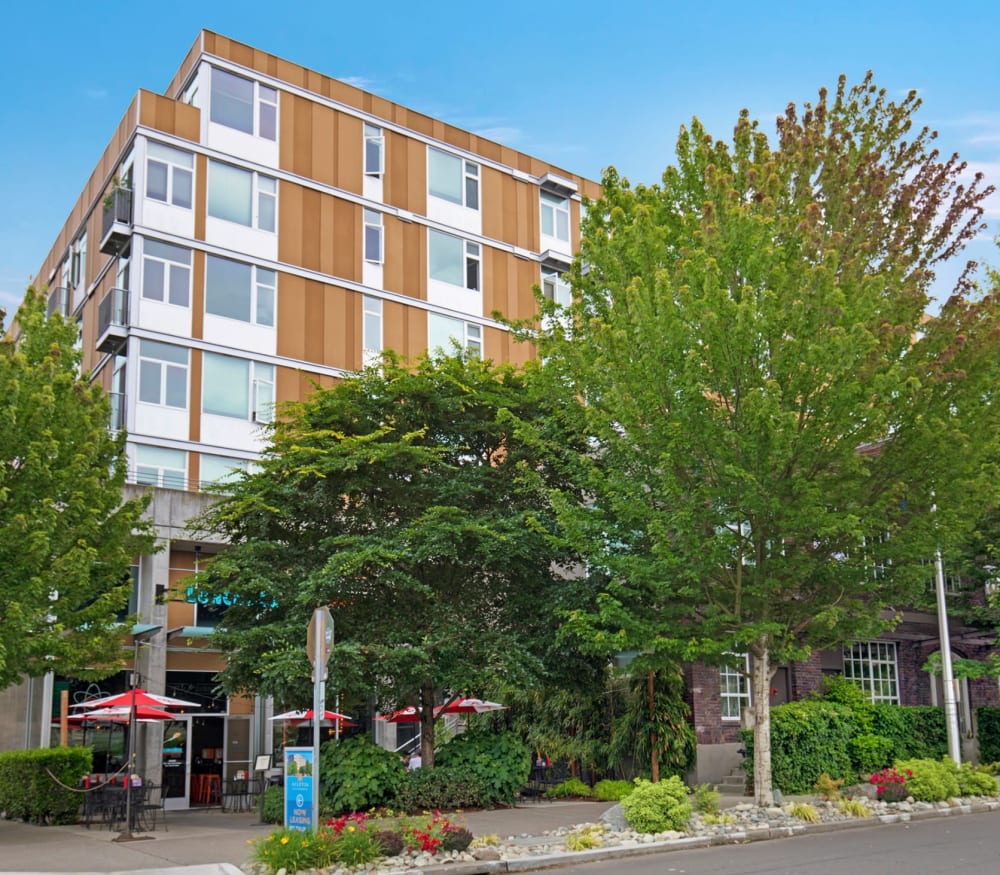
xmin=552 ymin=811 xmax=1000 ymax=874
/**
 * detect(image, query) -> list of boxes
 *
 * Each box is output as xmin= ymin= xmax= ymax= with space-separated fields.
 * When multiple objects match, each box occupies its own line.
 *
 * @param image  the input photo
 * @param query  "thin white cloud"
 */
xmin=338 ymin=76 xmax=375 ymax=91
xmin=85 ymin=87 xmax=108 ymax=100
xmin=474 ymin=126 xmax=523 ymax=144
xmin=969 ymin=134 xmax=1000 ymax=145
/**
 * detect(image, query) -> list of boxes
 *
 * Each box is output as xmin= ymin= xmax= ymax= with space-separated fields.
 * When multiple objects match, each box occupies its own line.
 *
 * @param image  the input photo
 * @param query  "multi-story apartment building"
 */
xmin=2 ymin=30 xmax=599 ymax=808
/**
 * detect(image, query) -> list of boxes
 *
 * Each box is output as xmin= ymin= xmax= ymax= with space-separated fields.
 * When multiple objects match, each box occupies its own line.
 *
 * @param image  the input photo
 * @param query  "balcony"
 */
xmin=96 ymin=287 xmax=129 ymax=352
xmin=109 ymin=392 xmax=126 ymax=433
xmin=47 ymin=286 xmax=71 ymax=318
xmin=99 ymin=187 xmax=133 ymax=255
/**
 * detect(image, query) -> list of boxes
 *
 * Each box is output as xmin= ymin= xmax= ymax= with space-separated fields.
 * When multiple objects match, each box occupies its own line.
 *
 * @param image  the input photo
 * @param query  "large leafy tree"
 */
xmin=0 ymin=290 xmax=154 ymax=689
xmin=196 ymin=353 xmax=584 ymax=765
xmin=534 ymin=75 xmax=1000 ymax=803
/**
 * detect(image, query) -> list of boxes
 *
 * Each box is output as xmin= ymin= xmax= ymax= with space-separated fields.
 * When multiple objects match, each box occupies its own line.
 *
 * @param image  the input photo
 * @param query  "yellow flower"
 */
xmin=280 ymin=836 xmax=289 ymax=845
xmin=301 ymin=840 xmax=309 ymax=847
xmin=347 ymin=825 xmax=355 ymax=832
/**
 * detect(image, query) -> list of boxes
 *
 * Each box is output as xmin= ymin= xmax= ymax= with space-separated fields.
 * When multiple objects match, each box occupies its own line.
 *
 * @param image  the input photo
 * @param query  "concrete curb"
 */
xmin=411 ymin=799 xmax=1000 ymax=874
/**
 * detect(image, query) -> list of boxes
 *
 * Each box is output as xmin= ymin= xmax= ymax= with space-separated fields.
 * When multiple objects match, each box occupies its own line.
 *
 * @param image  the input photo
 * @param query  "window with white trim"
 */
xmin=922 ymin=559 xmax=963 ymax=594
xmin=541 ymin=267 xmax=571 ymax=307
xmin=135 ymin=445 xmax=187 ymax=490
xmin=210 ymin=67 xmax=278 ymax=141
xmin=428 ymin=148 xmax=479 ymax=210
xmin=138 ymin=340 xmax=188 ymax=409
xmin=428 ymin=313 xmax=481 ymax=357
xmin=205 ymin=254 xmax=275 ymax=326
xmin=142 ymin=240 xmax=191 ymax=307
xmin=70 ymin=232 xmax=87 ymax=289
xmin=364 ymin=123 xmax=384 ymax=177
xmin=207 ymin=161 xmax=277 ymax=231
xmin=362 ymin=295 xmax=382 ymax=367
xmin=146 ymin=142 xmax=194 ymax=209
xmin=540 ymin=191 xmax=570 ymax=241
xmin=200 ymin=454 xmax=249 ymax=491
xmin=843 ymin=641 xmax=899 ymax=704
xmin=720 ymin=653 xmax=751 ymax=721
xmin=363 ymin=209 xmax=383 ymax=264
xmin=429 ymin=230 xmax=480 ymax=291
xmin=203 ymin=353 xmax=275 ymax=423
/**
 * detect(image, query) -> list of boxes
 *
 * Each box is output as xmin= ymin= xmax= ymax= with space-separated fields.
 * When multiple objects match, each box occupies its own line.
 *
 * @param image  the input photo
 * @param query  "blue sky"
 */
xmin=1 ymin=0 xmax=997 ymax=318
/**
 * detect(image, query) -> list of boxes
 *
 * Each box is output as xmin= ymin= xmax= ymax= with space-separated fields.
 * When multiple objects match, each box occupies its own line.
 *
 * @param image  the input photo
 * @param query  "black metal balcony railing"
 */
xmin=109 ymin=392 xmax=126 ymax=433
xmin=100 ymin=187 xmax=133 ymax=255
xmin=96 ymin=288 xmax=129 ymax=352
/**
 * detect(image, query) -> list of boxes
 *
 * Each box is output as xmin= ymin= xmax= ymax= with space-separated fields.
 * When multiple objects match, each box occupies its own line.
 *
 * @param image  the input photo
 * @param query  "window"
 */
xmin=428 ymin=313 xmax=481 ymax=357
xmin=362 ymin=295 xmax=382 ymax=367
xmin=210 ymin=68 xmax=277 ymax=141
xmin=200 ymin=454 xmax=249 ymax=491
xmin=720 ymin=654 xmax=751 ymax=721
xmin=135 ymin=445 xmax=187 ymax=490
xmin=863 ymin=531 xmax=891 ymax=581
xmin=843 ymin=641 xmax=899 ymax=704
xmin=138 ymin=340 xmax=188 ymax=409
xmin=364 ymin=123 xmax=383 ymax=177
xmin=541 ymin=191 xmax=570 ymax=242
xmin=203 ymin=353 xmax=275 ymax=423
xmin=428 ymin=230 xmax=480 ymax=291
xmin=115 ymin=564 xmax=140 ymax=623
xmin=146 ymin=142 xmax=194 ymax=209
xmin=923 ymin=559 xmax=963 ymax=594
xmin=363 ymin=209 xmax=383 ymax=264
xmin=205 ymin=254 xmax=275 ymax=326
xmin=70 ymin=232 xmax=87 ymax=288
xmin=207 ymin=161 xmax=277 ymax=231
xmin=541 ymin=267 xmax=571 ymax=307
xmin=428 ymin=148 xmax=479 ymax=209
xmin=142 ymin=240 xmax=191 ymax=306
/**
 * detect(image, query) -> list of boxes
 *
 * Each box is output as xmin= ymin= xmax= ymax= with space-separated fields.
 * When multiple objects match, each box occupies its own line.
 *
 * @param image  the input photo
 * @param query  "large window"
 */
xmin=363 ymin=209 xmax=383 ymax=264
xmin=541 ymin=268 xmax=571 ymax=307
xmin=428 ymin=230 xmax=480 ymax=291
xmin=428 ymin=313 xmax=481 ymax=357
xmin=843 ymin=641 xmax=899 ymax=704
xmin=70 ymin=232 xmax=87 ymax=288
xmin=205 ymin=255 xmax=275 ymax=326
xmin=138 ymin=340 xmax=188 ymax=409
xmin=146 ymin=142 xmax=194 ymax=209
xmin=428 ymin=148 xmax=479 ymax=210
xmin=364 ymin=123 xmax=383 ymax=177
xmin=135 ymin=445 xmax=187 ymax=490
xmin=207 ymin=161 xmax=277 ymax=231
xmin=720 ymin=654 xmax=751 ymax=721
xmin=200 ymin=454 xmax=249 ymax=491
xmin=210 ymin=68 xmax=277 ymax=141
xmin=540 ymin=191 xmax=570 ymax=241
xmin=203 ymin=353 xmax=275 ymax=423
xmin=142 ymin=240 xmax=191 ymax=307
xmin=362 ymin=295 xmax=382 ymax=367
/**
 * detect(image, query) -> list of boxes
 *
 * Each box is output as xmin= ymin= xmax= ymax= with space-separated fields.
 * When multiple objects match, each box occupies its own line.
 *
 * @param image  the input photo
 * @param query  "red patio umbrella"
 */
xmin=71 ymin=688 xmax=198 ymax=710
xmin=78 ymin=705 xmax=177 ymax=722
xmin=269 ymin=709 xmax=356 ymax=726
xmin=375 ymin=706 xmax=422 ymax=723
xmin=436 ymin=697 xmax=507 ymax=715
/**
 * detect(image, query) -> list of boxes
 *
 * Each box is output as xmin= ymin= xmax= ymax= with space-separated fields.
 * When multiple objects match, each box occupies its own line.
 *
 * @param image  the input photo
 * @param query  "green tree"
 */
xmin=196 ymin=352 xmax=584 ymax=766
xmin=0 ymin=290 xmax=154 ymax=689
xmin=534 ymin=74 xmax=1000 ymax=804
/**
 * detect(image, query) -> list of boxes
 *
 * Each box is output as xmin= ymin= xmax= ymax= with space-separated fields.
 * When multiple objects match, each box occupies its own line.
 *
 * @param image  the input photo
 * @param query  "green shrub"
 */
xmin=620 ymin=777 xmax=692 ymax=833
xmin=849 ymin=734 xmax=894 ymax=774
xmin=819 ymin=677 xmax=875 ymax=732
xmin=956 ymin=762 xmax=999 ymax=797
xmin=544 ymin=777 xmax=592 ymax=798
xmin=870 ymin=705 xmax=947 ymax=760
xmin=319 ymin=736 xmax=406 ymax=815
xmin=692 ymin=783 xmax=721 ymax=814
xmin=742 ymin=701 xmax=855 ymax=793
xmin=330 ymin=825 xmax=384 ymax=866
xmin=393 ymin=766 xmax=489 ymax=811
xmin=0 ymin=747 xmax=92 ymax=824
xmin=250 ymin=827 xmax=336 ymax=872
xmin=435 ymin=729 xmax=529 ymax=806
xmin=260 ymin=784 xmax=284 ymax=824
xmin=786 ymin=802 xmax=820 ymax=823
xmin=977 ymin=707 xmax=1000 ymax=764
xmin=894 ymin=758 xmax=960 ymax=802
xmin=593 ymin=779 xmax=634 ymax=802
xmin=441 ymin=826 xmax=473 ymax=852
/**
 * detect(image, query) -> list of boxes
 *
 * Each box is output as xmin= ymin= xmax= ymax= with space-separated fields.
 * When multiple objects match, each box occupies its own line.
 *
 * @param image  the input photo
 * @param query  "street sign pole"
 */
xmin=308 ymin=607 xmax=333 ymax=830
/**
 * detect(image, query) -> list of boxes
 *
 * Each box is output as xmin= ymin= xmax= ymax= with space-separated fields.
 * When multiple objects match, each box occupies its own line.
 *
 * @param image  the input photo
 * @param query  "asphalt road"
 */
xmin=550 ymin=811 xmax=1000 ymax=875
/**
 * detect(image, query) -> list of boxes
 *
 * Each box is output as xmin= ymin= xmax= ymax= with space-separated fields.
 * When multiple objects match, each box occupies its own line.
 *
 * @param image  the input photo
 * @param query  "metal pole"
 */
xmin=935 ymin=549 xmax=962 ymax=763
xmin=312 ymin=611 xmax=324 ymax=830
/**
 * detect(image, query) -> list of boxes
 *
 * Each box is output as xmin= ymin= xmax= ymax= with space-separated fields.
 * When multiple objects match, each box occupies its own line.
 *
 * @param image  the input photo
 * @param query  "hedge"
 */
xmin=977 ymin=707 xmax=1000 ymax=765
xmin=0 ymin=747 xmax=92 ymax=824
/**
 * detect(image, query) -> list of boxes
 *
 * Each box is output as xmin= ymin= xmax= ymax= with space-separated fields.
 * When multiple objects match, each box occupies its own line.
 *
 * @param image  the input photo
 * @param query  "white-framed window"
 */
xmin=863 ymin=531 xmax=891 ymax=581
xmin=138 ymin=340 xmax=188 ymax=409
xmin=207 ymin=160 xmax=277 ymax=232
xmin=146 ymin=142 xmax=194 ymax=209
xmin=362 ymin=295 xmax=382 ymax=367
xmin=428 ymin=313 xmax=481 ymax=357
xmin=922 ymin=559 xmax=963 ymax=594
xmin=135 ymin=445 xmax=187 ymax=490
xmin=541 ymin=191 xmax=570 ymax=241
xmin=843 ymin=641 xmax=899 ymax=704
xmin=200 ymin=454 xmax=249 ymax=491
xmin=363 ymin=209 xmax=383 ymax=264
xmin=428 ymin=148 xmax=479 ymax=210
xmin=429 ymin=230 xmax=480 ymax=291
xmin=203 ymin=353 xmax=275 ymax=423
xmin=205 ymin=254 xmax=275 ymax=326
xmin=541 ymin=267 xmax=571 ymax=307
xmin=364 ymin=123 xmax=384 ymax=177
xmin=70 ymin=232 xmax=87 ymax=288
xmin=720 ymin=653 xmax=751 ymax=721
xmin=142 ymin=240 xmax=192 ymax=307
xmin=210 ymin=67 xmax=278 ymax=141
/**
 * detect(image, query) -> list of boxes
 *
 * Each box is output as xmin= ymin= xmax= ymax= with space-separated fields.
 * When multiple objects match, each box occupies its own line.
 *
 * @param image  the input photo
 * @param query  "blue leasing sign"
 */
xmin=283 ymin=747 xmax=315 ymax=831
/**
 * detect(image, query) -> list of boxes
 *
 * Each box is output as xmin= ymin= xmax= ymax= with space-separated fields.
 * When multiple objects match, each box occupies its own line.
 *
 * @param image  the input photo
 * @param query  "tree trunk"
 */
xmin=647 ymin=671 xmax=660 ymax=782
xmin=420 ymin=680 xmax=436 ymax=768
xmin=751 ymin=639 xmax=774 ymax=806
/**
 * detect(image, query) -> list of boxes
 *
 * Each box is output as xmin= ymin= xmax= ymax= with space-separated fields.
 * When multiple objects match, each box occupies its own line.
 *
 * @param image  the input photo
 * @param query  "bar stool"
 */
xmin=204 ymin=774 xmax=222 ymax=805
xmin=191 ymin=774 xmax=208 ymax=804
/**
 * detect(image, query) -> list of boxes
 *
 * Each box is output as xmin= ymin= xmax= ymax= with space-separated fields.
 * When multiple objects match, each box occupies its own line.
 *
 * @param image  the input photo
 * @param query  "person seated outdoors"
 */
xmin=408 ymin=752 xmax=422 ymax=769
